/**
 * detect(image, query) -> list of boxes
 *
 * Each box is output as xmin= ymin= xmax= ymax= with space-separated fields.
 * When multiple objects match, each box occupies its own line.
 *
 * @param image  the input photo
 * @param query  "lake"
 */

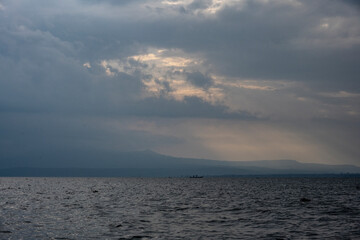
xmin=0 ymin=177 xmax=359 ymax=239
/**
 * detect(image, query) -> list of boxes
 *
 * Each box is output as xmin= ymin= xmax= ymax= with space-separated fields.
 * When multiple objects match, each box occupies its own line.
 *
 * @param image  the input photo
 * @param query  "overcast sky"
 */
xmin=1 ymin=0 xmax=360 ymax=166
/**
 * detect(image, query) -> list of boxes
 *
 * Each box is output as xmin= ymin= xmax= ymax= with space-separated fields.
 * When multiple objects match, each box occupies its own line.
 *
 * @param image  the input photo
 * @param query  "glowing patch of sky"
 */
xmin=99 ymin=48 xmax=224 ymax=103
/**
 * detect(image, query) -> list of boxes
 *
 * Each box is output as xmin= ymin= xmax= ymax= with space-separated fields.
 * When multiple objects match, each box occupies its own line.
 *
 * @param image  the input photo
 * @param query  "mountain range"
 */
xmin=1 ymin=150 xmax=360 ymax=177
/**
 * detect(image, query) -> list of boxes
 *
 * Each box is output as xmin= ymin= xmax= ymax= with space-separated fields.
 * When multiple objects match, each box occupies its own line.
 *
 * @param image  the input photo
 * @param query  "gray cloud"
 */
xmin=0 ymin=113 xmax=183 ymax=168
xmin=44 ymin=0 xmax=360 ymax=91
xmin=0 ymin=0 xmax=359 ymax=166
xmin=120 ymin=96 xmax=257 ymax=119
xmin=186 ymin=71 xmax=213 ymax=89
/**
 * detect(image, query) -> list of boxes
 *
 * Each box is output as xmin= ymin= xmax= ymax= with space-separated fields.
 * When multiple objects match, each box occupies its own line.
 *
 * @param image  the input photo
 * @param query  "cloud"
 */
xmin=0 ymin=0 xmax=359 ymax=166
xmin=0 ymin=113 xmax=183 ymax=167
xmin=4 ymin=0 xmax=358 ymax=90
xmin=186 ymin=71 xmax=213 ymax=89
xmin=118 ymin=96 xmax=257 ymax=119
xmin=0 ymin=22 xmax=252 ymax=119
xmin=319 ymin=91 xmax=360 ymax=98
xmin=98 ymin=48 xmax=224 ymax=104
xmin=83 ymin=62 xmax=91 ymax=68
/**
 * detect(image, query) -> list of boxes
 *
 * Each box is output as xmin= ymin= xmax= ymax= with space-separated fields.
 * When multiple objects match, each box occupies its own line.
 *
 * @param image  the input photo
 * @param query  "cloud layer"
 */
xmin=0 ymin=0 xmax=359 ymax=166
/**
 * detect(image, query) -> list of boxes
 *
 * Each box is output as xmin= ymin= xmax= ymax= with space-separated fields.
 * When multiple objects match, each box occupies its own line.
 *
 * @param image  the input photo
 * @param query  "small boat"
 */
xmin=189 ymin=175 xmax=203 ymax=178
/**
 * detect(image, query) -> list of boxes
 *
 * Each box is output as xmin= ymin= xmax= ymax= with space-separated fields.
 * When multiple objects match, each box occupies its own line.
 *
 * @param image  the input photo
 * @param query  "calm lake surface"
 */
xmin=0 ymin=177 xmax=359 ymax=239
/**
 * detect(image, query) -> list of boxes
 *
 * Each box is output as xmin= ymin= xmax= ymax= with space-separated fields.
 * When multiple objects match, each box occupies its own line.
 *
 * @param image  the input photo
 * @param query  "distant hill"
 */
xmin=0 ymin=150 xmax=359 ymax=177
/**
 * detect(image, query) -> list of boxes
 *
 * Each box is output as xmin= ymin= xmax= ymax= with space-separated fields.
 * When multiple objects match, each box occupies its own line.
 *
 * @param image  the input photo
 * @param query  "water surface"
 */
xmin=0 ymin=177 xmax=359 ymax=239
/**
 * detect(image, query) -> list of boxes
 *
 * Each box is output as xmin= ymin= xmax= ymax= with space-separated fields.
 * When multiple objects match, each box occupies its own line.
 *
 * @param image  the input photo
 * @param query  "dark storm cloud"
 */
xmin=0 ymin=20 xmax=249 ymax=119
xmin=80 ymin=0 xmax=143 ymax=5
xmin=0 ymin=0 xmax=360 ymax=166
xmin=172 ymin=0 xmax=360 ymax=91
xmin=0 ymin=113 xmax=183 ymax=168
xmin=187 ymin=0 xmax=212 ymax=10
xmin=121 ymin=97 xmax=256 ymax=119
xmin=186 ymin=72 xmax=213 ymax=89
xmin=0 ymin=1 xmax=260 ymax=120
xmin=23 ymin=0 xmax=358 ymax=91
xmin=1 ymin=0 xmax=358 ymax=97
xmin=343 ymin=0 xmax=360 ymax=8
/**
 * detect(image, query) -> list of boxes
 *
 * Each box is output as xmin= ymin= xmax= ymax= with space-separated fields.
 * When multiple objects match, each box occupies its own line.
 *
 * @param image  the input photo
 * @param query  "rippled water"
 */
xmin=0 ymin=177 xmax=359 ymax=239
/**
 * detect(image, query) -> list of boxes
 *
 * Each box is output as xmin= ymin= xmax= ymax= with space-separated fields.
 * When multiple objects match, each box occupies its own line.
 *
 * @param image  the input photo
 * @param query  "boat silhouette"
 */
xmin=189 ymin=175 xmax=203 ymax=178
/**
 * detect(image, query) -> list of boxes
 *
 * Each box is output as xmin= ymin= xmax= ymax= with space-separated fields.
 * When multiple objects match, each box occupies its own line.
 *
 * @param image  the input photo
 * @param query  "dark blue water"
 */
xmin=0 ymin=177 xmax=359 ymax=239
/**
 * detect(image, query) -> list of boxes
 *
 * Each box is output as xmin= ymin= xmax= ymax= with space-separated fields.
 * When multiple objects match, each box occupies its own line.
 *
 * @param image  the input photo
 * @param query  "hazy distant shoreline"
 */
xmin=1 ymin=167 xmax=359 ymax=178
xmin=2 ymin=150 xmax=359 ymax=177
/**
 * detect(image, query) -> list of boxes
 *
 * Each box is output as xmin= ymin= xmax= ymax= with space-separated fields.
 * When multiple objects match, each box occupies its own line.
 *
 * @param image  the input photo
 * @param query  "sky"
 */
xmin=0 ymin=0 xmax=360 ymax=167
